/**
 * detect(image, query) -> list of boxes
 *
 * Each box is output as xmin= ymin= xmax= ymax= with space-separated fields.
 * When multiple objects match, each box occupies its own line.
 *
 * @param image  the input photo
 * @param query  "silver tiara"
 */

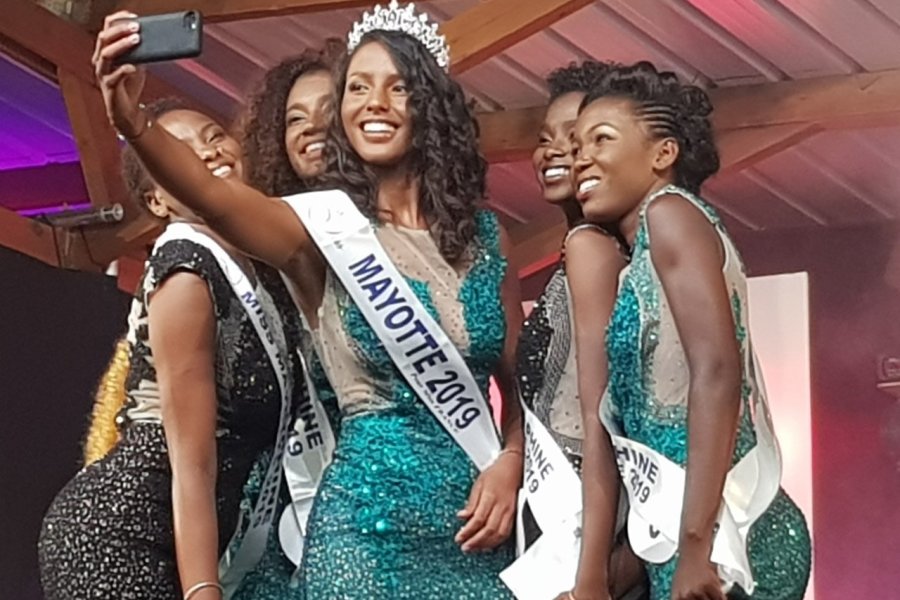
xmin=347 ymin=0 xmax=450 ymax=71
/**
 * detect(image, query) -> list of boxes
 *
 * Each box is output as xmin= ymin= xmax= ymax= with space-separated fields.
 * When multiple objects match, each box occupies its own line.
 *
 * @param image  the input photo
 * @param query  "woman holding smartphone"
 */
xmin=38 ymin=98 xmax=304 ymax=600
xmin=91 ymin=3 xmax=526 ymax=596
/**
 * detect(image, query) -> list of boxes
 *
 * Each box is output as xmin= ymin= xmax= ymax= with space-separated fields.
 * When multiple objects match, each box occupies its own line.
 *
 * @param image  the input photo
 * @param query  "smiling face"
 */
xmin=284 ymin=69 xmax=333 ymax=179
xmin=572 ymin=96 xmax=678 ymax=223
xmin=147 ymin=109 xmax=243 ymax=220
xmin=340 ymin=40 xmax=413 ymax=169
xmin=532 ymin=91 xmax=583 ymax=204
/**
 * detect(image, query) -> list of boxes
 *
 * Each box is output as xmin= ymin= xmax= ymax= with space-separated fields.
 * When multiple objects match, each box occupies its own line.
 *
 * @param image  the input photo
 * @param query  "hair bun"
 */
xmin=679 ymin=86 xmax=713 ymax=117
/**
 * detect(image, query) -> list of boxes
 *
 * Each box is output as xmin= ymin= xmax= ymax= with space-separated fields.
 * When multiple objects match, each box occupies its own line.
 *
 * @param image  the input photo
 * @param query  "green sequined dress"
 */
xmin=298 ymin=210 xmax=514 ymax=599
xmin=604 ymin=186 xmax=811 ymax=600
xmin=231 ymin=349 xmax=340 ymax=600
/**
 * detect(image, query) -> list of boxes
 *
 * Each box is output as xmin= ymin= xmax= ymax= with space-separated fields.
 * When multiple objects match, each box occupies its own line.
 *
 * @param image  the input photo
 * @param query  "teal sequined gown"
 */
xmin=231 ymin=350 xmax=340 ymax=600
xmin=604 ymin=186 xmax=811 ymax=600
xmin=299 ymin=211 xmax=515 ymax=599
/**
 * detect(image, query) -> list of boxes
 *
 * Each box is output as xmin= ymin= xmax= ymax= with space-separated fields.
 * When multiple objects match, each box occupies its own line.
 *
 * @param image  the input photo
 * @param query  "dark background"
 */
xmin=0 ymin=247 xmax=128 ymax=599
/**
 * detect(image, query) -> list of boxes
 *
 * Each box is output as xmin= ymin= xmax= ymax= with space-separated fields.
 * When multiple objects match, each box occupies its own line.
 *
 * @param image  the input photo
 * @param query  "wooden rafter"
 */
xmin=2 ymin=0 xmax=96 ymax=83
xmin=0 ymin=208 xmax=63 ymax=267
xmin=58 ymin=69 xmax=129 ymax=209
xmin=479 ymin=67 xmax=900 ymax=163
xmin=716 ymin=123 xmax=821 ymax=175
xmin=445 ymin=0 xmax=593 ymax=74
xmin=59 ymin=67 xmax=163 ymax=264
xmin=80 ymin=0 xmax=373 ymax=29
xmin=0 ymin=207 xmax=105 ymax=270
xmin=37 ymin=0 xmax=119 ymax=30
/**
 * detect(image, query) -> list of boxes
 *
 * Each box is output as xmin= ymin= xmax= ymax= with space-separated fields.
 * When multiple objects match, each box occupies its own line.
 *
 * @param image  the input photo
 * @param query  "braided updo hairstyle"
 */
xmin=582 ymin=61 xmax=719 ymax=192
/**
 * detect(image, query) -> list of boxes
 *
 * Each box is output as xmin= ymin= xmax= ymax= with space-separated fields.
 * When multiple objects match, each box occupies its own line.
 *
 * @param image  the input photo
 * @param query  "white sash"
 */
xmin=151 ymin=224 xmax=294 ymax=599
xmin=281 ymin=190 xmax=502 ymax=471
xmin=277 ymin=342 xmax=336 ymax=572
xmin=500 ymin=402 xmax=584 ymax=600
xmin=600 ymin=350 xmax=781 ymax=594
xmin=270 ymin=266 xmax=336 ymax=572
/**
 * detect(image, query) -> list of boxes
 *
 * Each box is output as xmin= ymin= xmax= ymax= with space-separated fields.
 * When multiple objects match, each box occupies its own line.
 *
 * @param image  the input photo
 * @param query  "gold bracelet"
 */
xmin=499 ymin=447 xmax=524 ymax=459
xmin=183 ymin=581 xmax=223 ymax=600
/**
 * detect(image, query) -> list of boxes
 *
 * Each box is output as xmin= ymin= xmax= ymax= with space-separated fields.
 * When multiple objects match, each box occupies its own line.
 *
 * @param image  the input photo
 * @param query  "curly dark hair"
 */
xmin=241 ymin=41 xmax=344 ymax=196
xmin=581 ymin=61 xmax=720 ymax=192
xmin=316 ymin=30 xmax=487 ymax=266
xmin=546 ymin=60 xmax=616 ymax=101
xmin=121 ymin=97 xmax=194 ymax=212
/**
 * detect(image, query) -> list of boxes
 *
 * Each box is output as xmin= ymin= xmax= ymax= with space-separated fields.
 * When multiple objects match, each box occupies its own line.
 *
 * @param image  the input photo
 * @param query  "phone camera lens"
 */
xmin=184 ymin=11 xmax=198 ymax=30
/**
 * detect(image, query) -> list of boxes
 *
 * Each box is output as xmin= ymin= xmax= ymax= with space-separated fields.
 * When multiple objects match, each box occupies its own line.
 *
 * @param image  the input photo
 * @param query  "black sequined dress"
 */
xmin=516 ymin=264 xmax=584 ymax=546
xmin=38 ymin=238 xmax=302 ymax=600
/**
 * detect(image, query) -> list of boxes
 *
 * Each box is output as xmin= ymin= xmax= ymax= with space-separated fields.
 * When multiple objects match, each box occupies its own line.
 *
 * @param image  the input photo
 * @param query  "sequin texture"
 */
xmin=38 ymin=240 xmax=303 ymax=599
xmin=299 ymin=211 xmax=514 ymax=598
xmin=603 ymin=186 xmax=811 ymax=599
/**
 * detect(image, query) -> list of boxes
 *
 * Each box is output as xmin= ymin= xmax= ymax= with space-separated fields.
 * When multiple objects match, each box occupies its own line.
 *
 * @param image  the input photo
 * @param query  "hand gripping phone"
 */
xmin=115 ymin=11 xmax=203 ymax=65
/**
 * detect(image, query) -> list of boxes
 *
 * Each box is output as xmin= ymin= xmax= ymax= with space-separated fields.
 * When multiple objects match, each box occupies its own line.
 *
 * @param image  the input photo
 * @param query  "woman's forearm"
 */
xmin=172 ymin=462 xmax=221 ymax=596
xmin=574 ymin=412 xmax=620 ymax=593
xmin=680 ymin=368 xmax=741 ymax=555
xmin=130 ymin=122 xmax=305 ymax=270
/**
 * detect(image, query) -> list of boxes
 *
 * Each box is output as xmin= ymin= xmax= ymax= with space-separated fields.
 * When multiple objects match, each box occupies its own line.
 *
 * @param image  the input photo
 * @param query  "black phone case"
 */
xmin=117 ymin=11 xmax=203 ymax=65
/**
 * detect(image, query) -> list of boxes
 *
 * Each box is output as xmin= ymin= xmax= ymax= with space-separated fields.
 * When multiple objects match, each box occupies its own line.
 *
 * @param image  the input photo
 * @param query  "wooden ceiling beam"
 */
xmin=480 ymin=67 xmax=900 ymax=163
xmin=85 ymin=0 xmax=372 ymax=28
xmin=0 ymin=207 xmax=105 ymax=270
xmin=59 ymin=67 xmax=163 ymax=265
xmin=716 ymin=122 xmax=821 ymax=175
xmin=37 ymin=0 xmax=119 ymax=30
xmin=2 ymin=0 xmax=96 ymax=83
xmin=445 ymin=0 xmax=593 ymax=74
xmin=710 ymin=68 xmax=900 ymax=131
xmin=58 ymin=69 xmax=129 ymax=209
xmin=0 ymin=208 xmax=63 ymax=267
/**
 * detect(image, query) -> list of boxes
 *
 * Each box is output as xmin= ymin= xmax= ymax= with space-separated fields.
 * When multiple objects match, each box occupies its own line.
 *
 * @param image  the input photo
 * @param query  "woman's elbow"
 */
xmin=691 ymin=353 xmax=742 ymax=406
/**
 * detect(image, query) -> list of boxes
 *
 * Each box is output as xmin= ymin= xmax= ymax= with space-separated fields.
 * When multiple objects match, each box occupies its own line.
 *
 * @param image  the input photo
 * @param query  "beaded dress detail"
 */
xmin=231 ymin=270 xmax=341 ymax=600
xmin=298 ymin=210 xmax=514 ymax=599
xmin=604 ymin=186 xmax=811 ymax=600
xmin=37 ymin=238 xmax=300 ymax=600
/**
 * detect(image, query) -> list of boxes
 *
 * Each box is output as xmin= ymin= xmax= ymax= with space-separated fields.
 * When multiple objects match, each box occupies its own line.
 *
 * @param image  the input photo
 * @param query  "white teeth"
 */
xmin=543 ymin=167 xmax=569 ymax=180
xmin=211 ymin=165 xmax=232 ymax=178
xmin=362 ymin=121 xmax=395 ymax=133
xmin=305 ymin=141 xmax=325 ymax=154
xmin=578 ymin=178 xmax=600 ymax=194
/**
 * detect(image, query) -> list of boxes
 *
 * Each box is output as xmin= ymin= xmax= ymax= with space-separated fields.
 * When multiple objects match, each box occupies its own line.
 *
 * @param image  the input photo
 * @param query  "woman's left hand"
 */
xmin=455 ymin=450 xmax=522 ymax=552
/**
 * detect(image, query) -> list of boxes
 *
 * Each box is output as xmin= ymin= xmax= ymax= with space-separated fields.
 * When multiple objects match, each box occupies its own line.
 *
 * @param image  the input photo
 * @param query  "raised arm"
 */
xmin=565 ymin=227 xmax=626 ymax=600
xmin=647 ymin=195 xmax=741 ymax=600
xmin=149 ymin=272 xmax=221 ymax=600
xmin=92 ymin=12 xmax=310 ymax=271
xmin=455 ymin=221 xmax=525 ymax=553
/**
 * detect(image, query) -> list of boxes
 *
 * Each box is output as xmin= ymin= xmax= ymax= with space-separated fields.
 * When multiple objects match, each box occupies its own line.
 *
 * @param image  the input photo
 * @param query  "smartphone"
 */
xmin=115 ymin=11 xmax=203 ymax=65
